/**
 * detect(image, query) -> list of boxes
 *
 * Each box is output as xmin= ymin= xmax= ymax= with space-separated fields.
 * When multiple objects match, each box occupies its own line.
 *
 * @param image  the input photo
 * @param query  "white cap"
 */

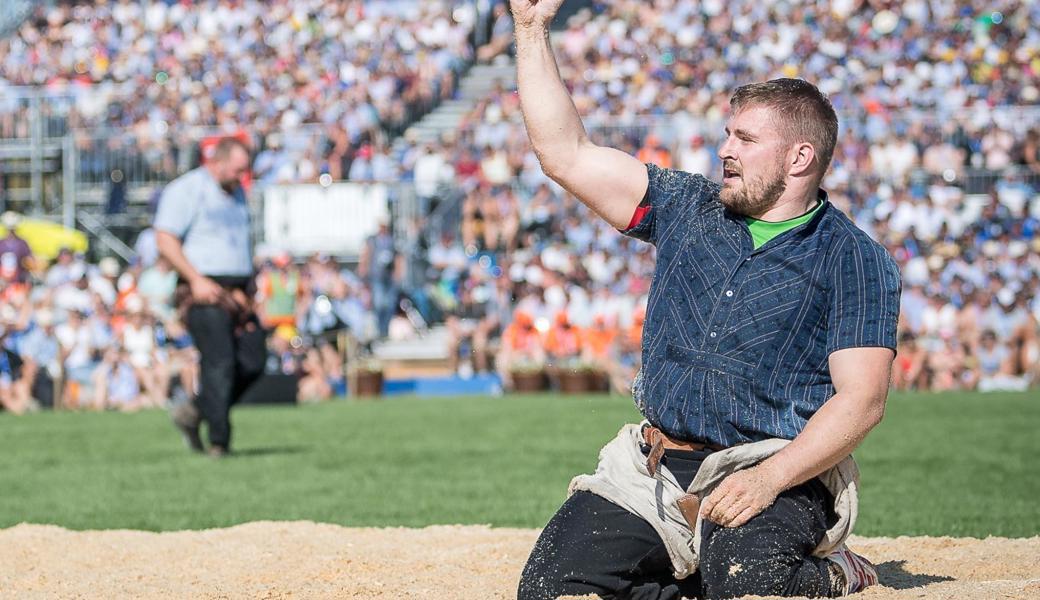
xmin=125 ymin=295 xmax=145 ymax=314
xmin=1 ymin=211 xmax=20 ymax=229
xmin=69 ymin=263 xmax=87 ymax=280
xmin=36 ymin=309 xmax=54 ymax=327
xmin=98 ymin=257 xmax=120 ymax=278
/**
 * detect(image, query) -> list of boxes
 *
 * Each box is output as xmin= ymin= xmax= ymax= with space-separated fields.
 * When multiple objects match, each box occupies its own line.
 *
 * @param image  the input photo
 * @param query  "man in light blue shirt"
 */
xmin=155 ymin=137 xmax=258 ymax=458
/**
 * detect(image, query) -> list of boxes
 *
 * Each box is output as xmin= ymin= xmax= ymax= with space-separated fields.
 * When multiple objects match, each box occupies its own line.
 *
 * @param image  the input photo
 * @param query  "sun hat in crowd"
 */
xmin=1 ymin=211 xmax=21 ymax=230
xmin=98 ymin=257 xmax=120 ymax=278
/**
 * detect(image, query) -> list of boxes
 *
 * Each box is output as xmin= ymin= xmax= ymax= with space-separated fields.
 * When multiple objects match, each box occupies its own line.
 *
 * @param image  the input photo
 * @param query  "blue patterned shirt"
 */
xmin=623 ymin=164 xmax=901 ymax=447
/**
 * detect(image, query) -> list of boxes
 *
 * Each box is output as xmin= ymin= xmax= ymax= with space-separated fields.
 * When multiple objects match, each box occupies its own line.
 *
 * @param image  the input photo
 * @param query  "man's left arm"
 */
xmin=701 ymin=347 xmax=893 ymax=527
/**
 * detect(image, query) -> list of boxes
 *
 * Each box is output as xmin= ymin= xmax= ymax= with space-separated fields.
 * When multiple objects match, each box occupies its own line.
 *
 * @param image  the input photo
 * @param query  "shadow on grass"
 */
xmin=876 ymin=560 xmax=954 ymax=590
xmin=232 ymin=446 xmax=309 ymax=457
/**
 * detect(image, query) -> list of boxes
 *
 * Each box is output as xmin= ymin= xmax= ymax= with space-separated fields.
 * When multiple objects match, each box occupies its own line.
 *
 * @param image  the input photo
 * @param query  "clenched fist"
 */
xmin=510 ymin=0 xmax=566 ymax=30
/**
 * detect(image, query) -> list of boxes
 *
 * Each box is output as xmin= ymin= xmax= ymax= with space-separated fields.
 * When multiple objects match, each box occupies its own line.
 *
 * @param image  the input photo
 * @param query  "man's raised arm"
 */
xmin=511 ymin=0 xmax=648 ymax=229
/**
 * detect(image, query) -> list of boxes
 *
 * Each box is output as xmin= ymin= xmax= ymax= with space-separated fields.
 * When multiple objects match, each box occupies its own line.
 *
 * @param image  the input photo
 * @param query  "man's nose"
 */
xmin=717 ymin=136 xmax=734 ymax=160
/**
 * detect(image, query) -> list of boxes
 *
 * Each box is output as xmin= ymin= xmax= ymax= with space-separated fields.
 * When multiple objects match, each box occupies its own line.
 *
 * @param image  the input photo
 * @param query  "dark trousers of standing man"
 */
xmin=186 ymin=302 xmax=263 ymax=450
xmin=518 ymin=447 xmax=839 ymax=600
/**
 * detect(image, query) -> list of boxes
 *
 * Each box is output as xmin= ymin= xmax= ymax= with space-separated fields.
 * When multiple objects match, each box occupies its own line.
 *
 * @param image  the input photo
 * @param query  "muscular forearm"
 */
xmin=760 ymin=390 xmax=886 ymax=491
xmin=156 ymin=231 xmax=203 ymax=284
xmin=514 ymin=26 xmax=588 ymax=182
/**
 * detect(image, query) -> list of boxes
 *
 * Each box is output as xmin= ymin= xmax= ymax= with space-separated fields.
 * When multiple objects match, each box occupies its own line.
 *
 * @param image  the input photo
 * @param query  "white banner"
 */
xmin=262 ymin=182 xmax=389 ymax=259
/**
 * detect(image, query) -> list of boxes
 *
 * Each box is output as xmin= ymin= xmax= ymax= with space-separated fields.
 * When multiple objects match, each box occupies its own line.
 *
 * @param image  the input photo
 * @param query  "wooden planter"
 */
xmin=511 ymin=369 xmax=548 ymax=392
xmin=352 ymin=370 xmax=384 ymax=398
xmin=558 ymin=369 xmax=593 ymax=393
xmin=591 ymin=369 xmax=611 ymax=392
xmin=555 ymin=368 xmax=610 ymax=393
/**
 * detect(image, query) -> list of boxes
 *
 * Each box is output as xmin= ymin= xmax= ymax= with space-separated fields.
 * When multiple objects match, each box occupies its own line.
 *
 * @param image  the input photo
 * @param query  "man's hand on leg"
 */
xmin=700 ymin=464 xmax=785 ymax=528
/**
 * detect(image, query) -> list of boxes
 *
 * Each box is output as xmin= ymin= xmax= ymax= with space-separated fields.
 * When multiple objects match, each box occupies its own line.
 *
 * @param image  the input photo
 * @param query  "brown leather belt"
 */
xmin=642 ymin=425 xmax=726 ymax=478
xmin=642 ymin=425 xmax=726 ymax=529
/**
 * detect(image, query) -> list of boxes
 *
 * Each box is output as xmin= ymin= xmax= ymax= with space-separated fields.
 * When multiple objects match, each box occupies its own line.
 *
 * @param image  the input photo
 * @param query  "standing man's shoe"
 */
xmin=207 ymin=445 xmax=230 ymax=459
xmin=170 ymin=399 xmax=204 ymax=453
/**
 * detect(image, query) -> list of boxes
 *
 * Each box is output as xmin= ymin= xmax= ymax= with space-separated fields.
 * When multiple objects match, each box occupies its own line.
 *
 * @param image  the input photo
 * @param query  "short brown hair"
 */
xmin=210 ymin=136 xmax=252 ymax=162
xmin=730 ymin=78 xmax=838 ymax=179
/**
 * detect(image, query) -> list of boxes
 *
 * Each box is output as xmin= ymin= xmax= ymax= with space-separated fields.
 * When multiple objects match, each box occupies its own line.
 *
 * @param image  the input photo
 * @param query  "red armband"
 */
xmin=626 ymin=204 xmax=651 ymax=230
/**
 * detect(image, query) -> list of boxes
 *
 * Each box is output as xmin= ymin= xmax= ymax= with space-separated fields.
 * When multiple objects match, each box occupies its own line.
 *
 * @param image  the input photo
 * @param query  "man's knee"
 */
xmin=517 ymin=545 xmax=563 ymax=600
xmin=700 ymin=479 xmax=834 ymax=597
xmin=699 ymin=523 xmax=793 ymax=598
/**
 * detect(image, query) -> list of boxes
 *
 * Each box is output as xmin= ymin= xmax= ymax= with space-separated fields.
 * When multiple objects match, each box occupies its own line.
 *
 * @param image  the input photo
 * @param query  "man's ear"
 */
xmin=787 ymin=142 xmax=817 ymax=177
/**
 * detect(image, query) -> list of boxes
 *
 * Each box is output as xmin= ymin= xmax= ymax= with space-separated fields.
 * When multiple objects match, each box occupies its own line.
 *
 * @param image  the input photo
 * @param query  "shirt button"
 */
xmin=725 ymin=290 xmax=733 ymax=297
xmin=710 ymin=332 xmax=717 ymax=338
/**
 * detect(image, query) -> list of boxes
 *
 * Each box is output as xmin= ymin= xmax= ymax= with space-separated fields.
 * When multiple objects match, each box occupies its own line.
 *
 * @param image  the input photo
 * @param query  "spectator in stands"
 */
xmin=975 ymin=329 xmax=1013 ymax=384
xmin=91 ymin=257 xmax=121 ymax=307
xmin=359 ymin=220 xmax=402 ymax=339
xmin=91 ymin=348 xmax=146 ymax=412
xmin=476 ymin=2 xmax=514 ymax=63
xmin=1023 ymin=129 xmax=1040 ymax=182
xmin=297 ymin=347 xmax=333 ymax=404
xmin=0 ymin=212 xmax=32 ymax=283
xmin=595 ymin=307 xmax=641 ymax=397
xmin=137 ymin=256 xmax=178 ymax=320
xmin=446 ymin=281 xmax=499 ymax=376
xmin=256 ymin=252 xmax=302 ymax=330
xmin=496 ymin=310 xmax=546 ymax=390
xmin=636 ymin=135 xmax=673 ymax=169
xmin=0 ymin=312 xmax=34 ymax=414
xmin=16 ymin=308 xmax=60 ymax=409
xmin=677 ymin=135 xmax=712 ymax=176
xmin=481 ymin=186 xmax=521 ymax=252
xmin=44 ymin=248 xmax=78 ymax=288
xmin=580 ymin=314 xmax=617 ymax=372
xmin=545 ymin=311 xmax=582 ymax=367
xmin=121 ymin=296 xmax=168 ymax=408
xmin=55 ymin=309 xmax=98 ymax=409
xmin=893 ymin=332 xmax=928 ymax=391
xmin=413 ymin=143 xmax=452 ymax=214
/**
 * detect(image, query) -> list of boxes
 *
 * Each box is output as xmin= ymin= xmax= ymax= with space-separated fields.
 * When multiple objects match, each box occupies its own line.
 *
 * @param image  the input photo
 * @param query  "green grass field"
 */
xmin=0 ymin=392 xmax=1037 ymax=537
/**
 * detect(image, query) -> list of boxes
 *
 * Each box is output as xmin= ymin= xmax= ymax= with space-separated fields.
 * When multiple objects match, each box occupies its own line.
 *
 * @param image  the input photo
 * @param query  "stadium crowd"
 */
xmin=4 ymin=0 xmax=1040 ymax=415
xmin=0 ymin=0 xmax=476 ymax=185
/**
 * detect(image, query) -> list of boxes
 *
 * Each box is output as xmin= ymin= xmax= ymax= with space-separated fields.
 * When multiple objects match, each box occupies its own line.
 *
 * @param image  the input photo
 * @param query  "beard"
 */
xmin=719 ymin=164 xmax=787 ymax=216
xmin=219 ymin=178 xmax=241 ymax=194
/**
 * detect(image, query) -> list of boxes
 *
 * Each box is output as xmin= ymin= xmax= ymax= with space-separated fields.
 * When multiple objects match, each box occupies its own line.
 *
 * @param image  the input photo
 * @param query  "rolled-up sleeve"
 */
xmin=826 ymin=237 xmax=902 ymax=354
xmin=618 ymin=163 xmax=685 ymax=245
xmin=619 ymin=164 xmax=712 ymax=246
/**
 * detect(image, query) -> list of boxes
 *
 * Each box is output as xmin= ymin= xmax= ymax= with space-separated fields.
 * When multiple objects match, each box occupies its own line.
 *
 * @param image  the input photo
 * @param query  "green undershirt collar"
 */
xmin=744 ymin=200 xmax=824 ymax=249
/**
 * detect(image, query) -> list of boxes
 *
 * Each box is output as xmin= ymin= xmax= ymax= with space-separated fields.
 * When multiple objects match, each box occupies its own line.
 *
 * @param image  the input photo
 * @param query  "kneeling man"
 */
xmin=511 ymin=1 xmax=901 ymax=598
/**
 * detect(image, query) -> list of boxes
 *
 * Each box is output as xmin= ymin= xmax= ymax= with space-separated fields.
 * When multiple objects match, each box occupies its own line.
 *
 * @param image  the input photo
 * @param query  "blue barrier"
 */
xmin=381 ymin=374 xmax=503 ymax=398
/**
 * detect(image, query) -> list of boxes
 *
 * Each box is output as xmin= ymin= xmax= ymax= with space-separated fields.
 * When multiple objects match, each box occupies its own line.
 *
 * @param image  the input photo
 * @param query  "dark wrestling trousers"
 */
xmin=185 ymin=302 xmax=264 ymax=449
xmin=518 ymin=446 xmax=839 ymax=600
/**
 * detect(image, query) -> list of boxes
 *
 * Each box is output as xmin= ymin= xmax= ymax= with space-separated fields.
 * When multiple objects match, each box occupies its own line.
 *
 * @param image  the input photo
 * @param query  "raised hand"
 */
xmin=510 ymin=0 xmax=566 ymax=30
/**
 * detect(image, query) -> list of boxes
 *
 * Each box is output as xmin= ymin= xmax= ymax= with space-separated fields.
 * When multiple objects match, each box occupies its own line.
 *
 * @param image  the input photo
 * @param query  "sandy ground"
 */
xmin=0 ymin=522 xmax=1037 ymax=599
